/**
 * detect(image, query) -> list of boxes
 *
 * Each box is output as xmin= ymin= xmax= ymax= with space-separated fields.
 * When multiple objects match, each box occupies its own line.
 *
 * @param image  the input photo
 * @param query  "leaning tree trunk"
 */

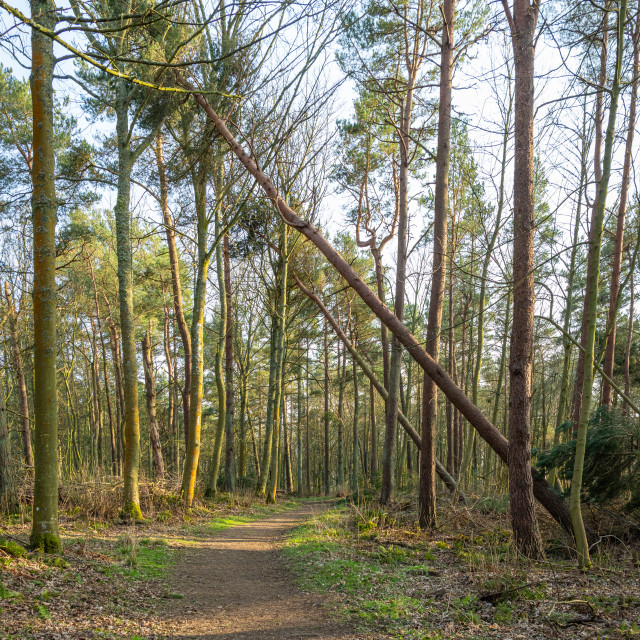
xmin=29 ymin=0 xmax=61 ymax=551
xmin=502 ymin=0 xmax=544 ymax=558
xmin=182 ymin=77 xmax=596 ymax=544
xmin=4 ymin=283 xmax=33 ymax=468
xmin=420 ymin=0 xmax=454 ymax=528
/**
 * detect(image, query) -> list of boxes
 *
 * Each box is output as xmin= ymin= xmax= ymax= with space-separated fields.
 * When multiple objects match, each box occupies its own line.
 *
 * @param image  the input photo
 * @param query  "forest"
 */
xmin=1 ymin=0 xmax=640 ymax=638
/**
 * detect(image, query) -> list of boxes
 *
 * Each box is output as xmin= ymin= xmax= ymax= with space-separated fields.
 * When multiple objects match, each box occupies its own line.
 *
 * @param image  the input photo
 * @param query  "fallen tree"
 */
xmin=180 ymin=76 xmax=595 ymax=544
xmin=291 ymin=272 xmax=465 ymax=502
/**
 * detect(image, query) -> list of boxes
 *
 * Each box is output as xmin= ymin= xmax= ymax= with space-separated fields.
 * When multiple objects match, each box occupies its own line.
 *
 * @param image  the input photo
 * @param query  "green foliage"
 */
xmin=537 ymin=407 xmax=640 ymax=507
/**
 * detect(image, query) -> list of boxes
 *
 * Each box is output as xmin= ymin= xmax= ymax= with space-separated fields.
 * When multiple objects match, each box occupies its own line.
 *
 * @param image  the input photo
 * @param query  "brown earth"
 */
xmin=158 ymin=502 xmax=369 ymax=640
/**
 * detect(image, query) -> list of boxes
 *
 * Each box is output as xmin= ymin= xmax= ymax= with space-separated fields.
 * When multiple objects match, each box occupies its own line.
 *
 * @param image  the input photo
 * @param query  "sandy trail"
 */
xmin=161 ymin=502 xmax=365 ymax=640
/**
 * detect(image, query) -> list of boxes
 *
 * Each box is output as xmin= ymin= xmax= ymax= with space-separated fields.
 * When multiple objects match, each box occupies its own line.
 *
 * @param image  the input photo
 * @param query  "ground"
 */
xmin=1 ymin=491 xmax=640 ymax=640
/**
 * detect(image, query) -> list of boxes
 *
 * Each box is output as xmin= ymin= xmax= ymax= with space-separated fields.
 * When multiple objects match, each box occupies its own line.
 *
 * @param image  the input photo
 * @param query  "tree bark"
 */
xmin=4 ymin=283 xmax=33 ymax=468
xmin=571 ymin=0 xmax=627 ymax=569
xmin=502 ymin=0 xmax=544 ymax=558
xmin=142 ymin=331 xmax=165 ymax=478
xmin=420 ymin=0 xmax=454 ymax=528
xmin=223 ymin=234 xmax=235 ymax=491
xmin=154 ymin=134 xmax=191 ymax=448
xmin=602 ymin=0 xmax=640 ymax=406
xmin=183 ymin=79 xmax=594 ymax=543
xmin=29 ymin=0 xmax=61 ymax=551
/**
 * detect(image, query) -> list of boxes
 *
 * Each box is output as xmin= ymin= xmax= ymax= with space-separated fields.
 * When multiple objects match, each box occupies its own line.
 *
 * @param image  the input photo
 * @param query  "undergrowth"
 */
xmin=284 ymin=499 xmax=640 ymax=640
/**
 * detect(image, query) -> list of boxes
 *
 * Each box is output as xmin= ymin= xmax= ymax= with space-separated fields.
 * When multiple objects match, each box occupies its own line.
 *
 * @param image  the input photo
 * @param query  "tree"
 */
xmin=501 ymin=0 xmax=544 ymax=558
xmin=29 ymin=0 xmax=61 ymax=552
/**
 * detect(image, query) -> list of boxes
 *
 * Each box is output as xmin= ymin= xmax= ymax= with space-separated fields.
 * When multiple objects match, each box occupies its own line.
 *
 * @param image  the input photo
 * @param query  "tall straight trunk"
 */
xmin=89 ymin=319 xmax=104 ymax=470
xmin=29 ymin=0 xmax=61 ymax=551
xmin=105 ymin=313 xmax=124 ymax=474
xmin=336 ymin=341 xmax=345 ymax=488
xmin=323 ymin=318 xmax=330 ymax=496
xmin=181 ymin=160 xmax=211 ymax=506
xmin=623 ymin=267 xmax=634 ymax=415
xmin=602 ymin=1 xmax=640 ymax=406
xmin=88 ymin=264 xmax=116 ymax=475
xmin=502 ymin=0 xmax=543 ymax=558
xmin=4 ymin=283 xmax=33 ymax=467
xmin=297 ymin=344 xmax=303 ymax=497
xmin=306 ymin=341 xmax=311 ymax=493
xmin=369 ymin=379 xmax=377 ymax=476
xmin=492 ymin=291 xmax=511 ymax=428
xmin=381 ymin=72 xmax=414 ymax=505
xmin=267 ymin=230 xmax=289 ymax=503
xmin=162 ymin=296 xmax=178 ymax=471
xmin=420 ymin=0 xmax=454 ymax=528
xmin=185 ymin=80 xmax=595 ymax=543
xmin=155 ymin=134 xmax=191 ymax=447
xmin=283 ymin=397 xmax=293 ymax=493
xmin=267 ymin=325 xmax=287 ymax=503
xmin=206 ymin=170 xmax=227 ymax=498
xmin=572 ymin=7 xmax=610 ymax=428
xmin=114 ymin=83 xmax=142 ymax=519
xmin=549 ymin=130 xmax=588 ymax=486
xmin=0 ymin=392 xmax=18 ymax=514
xmin=352 ymin=341 xmax=359 ymax=497
xmin=142 ymin=331 xmax=165 ymax=478
xmin=238 ymin=373 xmax=248 ymax=478
xmin=571 ymin=0 xmax=626 ymax=569
xmin=257 ymin=317 xmax=279 ymax=496
xmin=223 ymin=234 xmax=235 ymax=491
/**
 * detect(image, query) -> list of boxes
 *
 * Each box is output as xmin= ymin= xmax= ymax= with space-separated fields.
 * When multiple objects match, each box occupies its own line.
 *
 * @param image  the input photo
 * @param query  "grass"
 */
xmin=283 ymin=499 xmax=640 ymax=640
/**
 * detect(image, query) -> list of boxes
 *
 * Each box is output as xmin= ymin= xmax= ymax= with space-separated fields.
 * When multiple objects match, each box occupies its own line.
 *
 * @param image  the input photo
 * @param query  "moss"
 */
xmin=120 ymin=501 xmax=144 ymax=521
xmin=29 ymin=532 xmax=62 ymax=554
xmin=0 ymin=538 xmax=27 ymax=558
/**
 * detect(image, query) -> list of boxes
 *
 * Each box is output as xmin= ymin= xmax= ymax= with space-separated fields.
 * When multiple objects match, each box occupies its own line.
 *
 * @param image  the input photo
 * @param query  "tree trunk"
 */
xmin=381 ymin=72 xmax=414 ymax=505
xmin=571 ymin=5 xmax=610 ymax=428
xmin=182 ymin=160 xmax=211 ymax=506
xmin=142 ymin=331 xmax=165 ymax=478
xmin=623 ymin=267 xmax=634 ymax=415
xmin=420 ymin=0 xmax=454 ymax=528
xmin=184 ymin=79 xmax=593 ymax=543
xmin=154 ymin=134 xmax=192 ymax=448
xmin=29 ymin=0 xmax=61 ymax=551
xmin=4 ymin=283 xmax=33 ymax=468
xmin=602 ymin=0 xmax=640 ymax=406
xmin=502 ymin=0 xmax=544 ymax=558
xmin=114 ymin=82 xmax=142 ymax=519
xmin=0 ymin=392 xmax=18 ymax=514
xmin=293 ymin=273 xmax=464 ymax=499
xmin=571 ymin=0 xmax=627 ymax=569
xmin=323 ymin=317 xmax=330 ymax=496
xmin=223 ymin=234 xmax=235 ymax=491
xmin=351 ymin=336 xmax=359 ymax=497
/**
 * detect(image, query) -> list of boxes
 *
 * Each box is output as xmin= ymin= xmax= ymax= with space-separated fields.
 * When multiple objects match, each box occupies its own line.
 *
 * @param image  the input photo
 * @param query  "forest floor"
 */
xmin=2 ymin=490 xmax=640 ymax=640
xmin=0 ymin=492 xmax=365 ymax=640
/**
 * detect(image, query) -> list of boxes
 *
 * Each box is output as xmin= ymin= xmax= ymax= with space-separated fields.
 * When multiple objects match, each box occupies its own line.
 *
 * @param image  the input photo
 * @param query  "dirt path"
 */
xmin=160 ymin=502 xmax=364 ymax=640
